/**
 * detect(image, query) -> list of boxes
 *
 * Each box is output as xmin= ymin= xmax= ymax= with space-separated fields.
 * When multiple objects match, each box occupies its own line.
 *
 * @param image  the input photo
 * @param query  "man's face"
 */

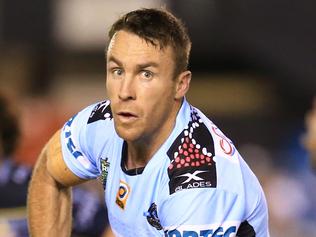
xmin=106 ymin=30 xmax=181 ymax=143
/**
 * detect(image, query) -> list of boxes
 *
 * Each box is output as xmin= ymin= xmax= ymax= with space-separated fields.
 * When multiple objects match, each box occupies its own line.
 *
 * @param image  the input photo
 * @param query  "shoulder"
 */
xmin=60 ymin=100 xmax=116 ymax=172
xmin=192 ymin=107 xmax=237 ymax=159
xmin=63 ymin=100 xmax=114 ymax=136
xmin=166 ymin=105 xmax=238 ymax=164
xmin=66 ymin=100 xmax=113 ymax=125
xmin=87 ymin=100 xmax=113 ymax=124
xmin=165 ymin=105 xmax=260 ymax=197
xmin=165 ymin=105 xmax=217 ymax=195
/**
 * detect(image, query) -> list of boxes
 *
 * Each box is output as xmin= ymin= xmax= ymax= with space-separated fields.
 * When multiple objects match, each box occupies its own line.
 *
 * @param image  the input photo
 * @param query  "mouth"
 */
xmin=116 ymin=111 xmax=138 ymax=122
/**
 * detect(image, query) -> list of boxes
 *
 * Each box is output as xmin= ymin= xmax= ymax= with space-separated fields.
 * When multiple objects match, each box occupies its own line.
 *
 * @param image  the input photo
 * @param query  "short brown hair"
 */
xmin=108 ymin=8 xmax=191 ymax=76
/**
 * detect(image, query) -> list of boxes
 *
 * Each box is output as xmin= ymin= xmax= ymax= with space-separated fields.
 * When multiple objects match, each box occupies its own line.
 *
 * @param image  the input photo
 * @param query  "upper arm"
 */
xmin=46 ymin=130 xmax=86 ymax=187
xmin=38 ymin=101 xmax=111 ymax=187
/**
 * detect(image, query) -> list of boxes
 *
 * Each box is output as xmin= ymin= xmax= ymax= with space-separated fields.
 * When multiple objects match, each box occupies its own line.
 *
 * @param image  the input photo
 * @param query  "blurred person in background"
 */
xmin=303 ymin=97 xmax=316 ymax=170
xmin=0 ymin=93 xmax=109 ymax=237
xmin=27 ymin=8 xmax=269 ymax=236
xmin=0 ymin=94 xmax=31 ymax=208
xmin=255 ymin=96 xmax=316 ymax=237
xmin=0 ymin=93 xmax=31 ymax=237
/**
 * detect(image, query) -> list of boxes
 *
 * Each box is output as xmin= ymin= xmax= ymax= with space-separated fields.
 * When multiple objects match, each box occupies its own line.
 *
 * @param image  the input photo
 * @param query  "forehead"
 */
xmin=107 ymin=30 xmax=174 ymax=65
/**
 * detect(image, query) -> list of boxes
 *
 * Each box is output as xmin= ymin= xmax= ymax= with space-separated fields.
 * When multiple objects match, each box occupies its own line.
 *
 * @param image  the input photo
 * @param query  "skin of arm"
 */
xmin=27 ymin=130 xmax=86 ymax=237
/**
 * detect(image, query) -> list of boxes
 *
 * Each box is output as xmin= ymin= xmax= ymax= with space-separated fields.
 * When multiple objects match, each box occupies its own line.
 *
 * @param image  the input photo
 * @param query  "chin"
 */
xmin=114 ymin=124 xmax=141 ymax=142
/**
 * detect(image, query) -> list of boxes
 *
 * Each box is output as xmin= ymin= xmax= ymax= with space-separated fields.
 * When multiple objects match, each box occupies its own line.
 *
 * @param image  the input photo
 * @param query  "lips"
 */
xmin=117 ymin=111 xmax=137 ymax=117
xmin=116 ymin=111 xmax=138 ymax=123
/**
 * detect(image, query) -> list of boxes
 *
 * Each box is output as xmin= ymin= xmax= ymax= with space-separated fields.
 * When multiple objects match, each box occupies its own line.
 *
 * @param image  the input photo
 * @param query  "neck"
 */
xmin=125 ymin=100 xmax=182 ymax=169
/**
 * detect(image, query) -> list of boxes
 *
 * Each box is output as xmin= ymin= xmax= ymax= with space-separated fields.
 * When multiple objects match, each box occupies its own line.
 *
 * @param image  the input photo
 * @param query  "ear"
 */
xmin=174 ymin=70 xmax=191 ymax=99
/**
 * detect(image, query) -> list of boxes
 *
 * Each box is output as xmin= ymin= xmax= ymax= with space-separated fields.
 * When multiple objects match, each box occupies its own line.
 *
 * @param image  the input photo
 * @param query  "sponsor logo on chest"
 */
xmin=115 ymin=180 xmax=131 ymax=210
xmin=174 ymin=170 xmax=213 ymax=192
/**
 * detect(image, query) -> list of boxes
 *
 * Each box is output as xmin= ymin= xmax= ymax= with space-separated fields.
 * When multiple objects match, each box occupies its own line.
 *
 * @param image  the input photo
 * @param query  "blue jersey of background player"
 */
xmin=27 ymin=8 xmax=270 ymax=237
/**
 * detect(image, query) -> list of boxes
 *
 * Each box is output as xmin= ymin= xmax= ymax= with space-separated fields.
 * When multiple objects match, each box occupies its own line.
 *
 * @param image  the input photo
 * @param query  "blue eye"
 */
xmin=113 ymin=68 xmax=123 ymax=76
xmin=141 ymin=70 xmax=153 ymax=79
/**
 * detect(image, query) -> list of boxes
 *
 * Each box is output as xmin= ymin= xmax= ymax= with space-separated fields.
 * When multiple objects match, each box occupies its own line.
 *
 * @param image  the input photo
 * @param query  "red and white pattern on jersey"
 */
xmin=167 ymin=107 xmax=217 ymax=194
xmin=168 ymin=108 xmax=214 ymax=171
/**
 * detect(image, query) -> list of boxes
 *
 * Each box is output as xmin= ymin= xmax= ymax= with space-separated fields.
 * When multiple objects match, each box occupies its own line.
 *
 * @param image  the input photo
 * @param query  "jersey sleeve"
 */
xmin=239 ymin=186 xmax=269 ymax=237
xmin=60 ymin=103 xmax=100 ymax=180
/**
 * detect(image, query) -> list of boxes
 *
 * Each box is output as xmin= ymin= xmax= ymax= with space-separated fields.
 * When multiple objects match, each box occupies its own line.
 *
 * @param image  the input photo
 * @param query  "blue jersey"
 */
xmin=60 ymin=99 xmax=269 ymax=237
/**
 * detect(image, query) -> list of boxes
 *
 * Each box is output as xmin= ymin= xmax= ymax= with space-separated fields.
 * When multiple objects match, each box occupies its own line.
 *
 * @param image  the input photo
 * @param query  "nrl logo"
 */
xmin=99 ymin=158 xmax=110 ymax=189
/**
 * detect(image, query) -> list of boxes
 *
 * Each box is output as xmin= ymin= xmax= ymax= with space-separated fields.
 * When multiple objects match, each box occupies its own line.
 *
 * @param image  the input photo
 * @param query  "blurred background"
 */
xmin=0 ymin=0 xmax=315 ymax=236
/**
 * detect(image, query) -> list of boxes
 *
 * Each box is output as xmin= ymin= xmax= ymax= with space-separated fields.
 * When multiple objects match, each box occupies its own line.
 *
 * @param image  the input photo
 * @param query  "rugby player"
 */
xmin=27 ymin=8 xmax=270 ymax=237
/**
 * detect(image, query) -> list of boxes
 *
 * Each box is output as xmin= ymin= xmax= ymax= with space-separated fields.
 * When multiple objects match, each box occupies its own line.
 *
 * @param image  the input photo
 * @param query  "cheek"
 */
xmin=106 ymin=79 xmax=116 ymax=99
xmin=105 ymin=78 xmax=110 ymax=93
xmin=146 ymin=83 xmax=175 ymax=111
xmin=144 ymin=80 xmax=175 ymax=98
xmin=144 ymin=90 xmax=174 ymax=118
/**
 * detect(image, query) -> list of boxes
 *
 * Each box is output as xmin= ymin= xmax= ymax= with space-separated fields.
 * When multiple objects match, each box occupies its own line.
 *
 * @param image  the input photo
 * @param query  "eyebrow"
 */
xmin=107 ymin=55 xmax=159 ymax=69
xmin=136 ymin=62 xmax=159 ymax=70
xmin=107 ymin=56 xmax=123 ymax=67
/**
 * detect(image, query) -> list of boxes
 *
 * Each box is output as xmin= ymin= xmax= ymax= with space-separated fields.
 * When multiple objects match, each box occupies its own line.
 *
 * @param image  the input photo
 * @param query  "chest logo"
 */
xmin=99 ymin=158 xmax=110 ymax=189
xmin=144 ymin=203 xmax=162 ymax=230
xmin=115 ymin=180 xmax=131 ymax=210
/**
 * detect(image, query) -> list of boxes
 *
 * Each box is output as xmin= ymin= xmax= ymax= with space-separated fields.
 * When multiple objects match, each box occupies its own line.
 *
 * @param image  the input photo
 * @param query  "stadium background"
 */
xmin=0 ymin=0 xmax=315 ymax=236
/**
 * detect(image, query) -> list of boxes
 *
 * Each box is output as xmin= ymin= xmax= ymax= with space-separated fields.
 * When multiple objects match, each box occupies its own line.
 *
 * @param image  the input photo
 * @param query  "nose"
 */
xmin=118 ymin=75 xmax=136 ymax=101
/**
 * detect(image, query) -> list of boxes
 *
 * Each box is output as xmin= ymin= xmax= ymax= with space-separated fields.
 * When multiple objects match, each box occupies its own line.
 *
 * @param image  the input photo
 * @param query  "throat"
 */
xmin=125 ymin=157 xmax=146 ymax=170
xmin=125 ymin=142 xmax=149 ymax=170
xmin=121 ymin=141 xmax=147 ymax=175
